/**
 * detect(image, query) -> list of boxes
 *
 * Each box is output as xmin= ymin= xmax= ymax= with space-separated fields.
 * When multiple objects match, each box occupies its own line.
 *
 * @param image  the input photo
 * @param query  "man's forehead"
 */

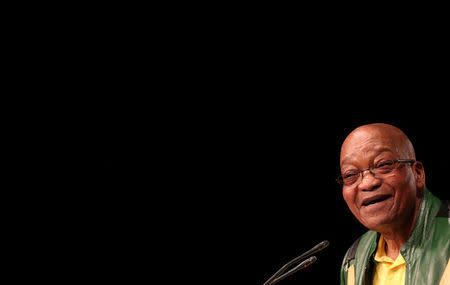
xmin=341 ymin=128 xmax=396 ymax=152
xmin=339 ymin=123 xmax=415 ymax=165
xmin=340 ymin=146 xmax=394 ymax=166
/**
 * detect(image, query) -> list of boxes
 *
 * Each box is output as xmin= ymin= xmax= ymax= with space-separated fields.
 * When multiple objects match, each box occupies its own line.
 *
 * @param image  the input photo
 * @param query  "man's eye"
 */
xmin=376 ymin=160 xmax=394 ymax=168
xmin=343 ymin=172 xmax=358 ymax=178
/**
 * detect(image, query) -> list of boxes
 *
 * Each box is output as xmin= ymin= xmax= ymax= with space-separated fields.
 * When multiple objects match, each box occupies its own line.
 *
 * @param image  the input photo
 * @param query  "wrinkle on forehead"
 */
xmin=341 ymin=146 xmax=392 ymax=167
xmin=340 ymin=123 xmax=415 ymax=166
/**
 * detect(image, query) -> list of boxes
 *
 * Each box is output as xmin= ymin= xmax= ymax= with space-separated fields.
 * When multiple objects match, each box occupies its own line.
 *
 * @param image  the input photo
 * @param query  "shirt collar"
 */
xmin=374 ymin=235 xmax=406 ymax=267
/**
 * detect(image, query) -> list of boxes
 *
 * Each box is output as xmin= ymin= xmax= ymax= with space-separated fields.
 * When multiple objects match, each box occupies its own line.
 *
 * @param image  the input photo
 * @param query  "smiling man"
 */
xmin=338 ymin=123 xmax=449 ymax=285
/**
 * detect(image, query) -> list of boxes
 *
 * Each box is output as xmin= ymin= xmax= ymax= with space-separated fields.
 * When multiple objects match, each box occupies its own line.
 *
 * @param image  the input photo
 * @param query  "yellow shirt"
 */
xmin=372 ymin=236 xmax=406 ymax=285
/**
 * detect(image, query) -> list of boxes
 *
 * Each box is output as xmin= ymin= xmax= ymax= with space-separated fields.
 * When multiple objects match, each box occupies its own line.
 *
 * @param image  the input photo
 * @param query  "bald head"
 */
xmin=340 ymin=123 xmax=415 ymax=167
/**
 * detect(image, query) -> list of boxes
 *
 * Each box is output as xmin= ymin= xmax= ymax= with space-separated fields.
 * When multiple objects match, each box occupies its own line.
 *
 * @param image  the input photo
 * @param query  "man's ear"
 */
xmin=413 ymin=161 xmax=426 ymax=191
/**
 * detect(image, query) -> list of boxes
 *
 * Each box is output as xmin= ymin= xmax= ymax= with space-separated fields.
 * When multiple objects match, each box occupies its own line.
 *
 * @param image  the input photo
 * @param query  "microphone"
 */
xmin=263 ymin=240 xmax=329 ymax=285
xmin=268 ymin=256 xmax=317 ymax=285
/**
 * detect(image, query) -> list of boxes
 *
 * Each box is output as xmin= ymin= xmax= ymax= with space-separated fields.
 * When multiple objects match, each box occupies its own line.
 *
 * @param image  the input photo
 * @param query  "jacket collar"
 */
xmin=400 ymin=188 xmax=441 ymax=262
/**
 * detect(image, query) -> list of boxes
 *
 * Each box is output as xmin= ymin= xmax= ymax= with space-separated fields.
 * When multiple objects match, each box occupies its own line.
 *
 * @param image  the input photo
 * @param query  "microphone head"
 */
xmin=317 ymin=240 xmax=330 ymax=251
xmin=304 ymin=256 xmax=317 ymax=266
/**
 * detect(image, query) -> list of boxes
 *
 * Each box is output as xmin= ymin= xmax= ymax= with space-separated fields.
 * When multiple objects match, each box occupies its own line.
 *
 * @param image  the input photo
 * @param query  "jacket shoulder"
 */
xmin=343 ymin=231 xmax=378 ymax=268
xmin=340 ymin=231 xmax=378 ymax=285
xmin=436 ymin=200 xmax=449 ymax=218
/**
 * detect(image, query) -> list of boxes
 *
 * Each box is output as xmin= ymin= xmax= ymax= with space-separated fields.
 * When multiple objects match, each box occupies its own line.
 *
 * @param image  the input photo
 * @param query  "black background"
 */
xmin=17 ymin=4 xmax=449 ymax=283
xmin=81 ymin=10 xmax=449 ymax=283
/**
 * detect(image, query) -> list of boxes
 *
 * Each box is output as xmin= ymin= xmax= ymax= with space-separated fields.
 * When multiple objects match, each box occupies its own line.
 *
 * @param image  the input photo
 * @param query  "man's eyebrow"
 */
xmin=340 ymin=157 xmax=354 ymax=167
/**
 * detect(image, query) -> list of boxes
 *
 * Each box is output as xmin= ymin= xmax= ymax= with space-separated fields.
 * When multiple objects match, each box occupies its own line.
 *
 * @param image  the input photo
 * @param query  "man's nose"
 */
xmin=358 ymin=170 xmax=381 ymax=191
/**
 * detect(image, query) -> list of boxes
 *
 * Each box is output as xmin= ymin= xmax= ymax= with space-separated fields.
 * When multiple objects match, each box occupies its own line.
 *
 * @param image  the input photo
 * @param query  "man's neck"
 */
xmin=382 ymin=234 xmax=407 ymax=260
xmin=379 ymin=199 xmax=422 ymax=260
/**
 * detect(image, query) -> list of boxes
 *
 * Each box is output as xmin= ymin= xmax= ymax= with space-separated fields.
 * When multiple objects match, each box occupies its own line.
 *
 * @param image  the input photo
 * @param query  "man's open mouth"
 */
xmin=362 ymin=195 xmax=392 ymax=206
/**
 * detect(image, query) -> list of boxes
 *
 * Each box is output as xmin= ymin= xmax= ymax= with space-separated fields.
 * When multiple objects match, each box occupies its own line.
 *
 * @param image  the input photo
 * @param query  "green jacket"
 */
xmin=340 ymin=189 xmax=449 ymax=285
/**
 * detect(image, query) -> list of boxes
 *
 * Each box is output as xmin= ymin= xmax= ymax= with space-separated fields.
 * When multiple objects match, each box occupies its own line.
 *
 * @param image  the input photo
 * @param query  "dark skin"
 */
xmin=340 ymin=123 xmax=426 ymax=260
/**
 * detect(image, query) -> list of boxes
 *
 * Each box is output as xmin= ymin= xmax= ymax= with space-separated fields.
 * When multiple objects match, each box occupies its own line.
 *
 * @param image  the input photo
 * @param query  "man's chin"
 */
xmin=360 ymin=215 xmax=394 ymax=231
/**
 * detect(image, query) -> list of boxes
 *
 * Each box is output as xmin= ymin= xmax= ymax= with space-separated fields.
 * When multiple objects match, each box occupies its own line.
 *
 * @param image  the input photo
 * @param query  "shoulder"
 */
xmin=436 ymin=199 xmax=449 ymax=218
xmin=433 ymin=199 xmax=449 ymax=248
xmin=434 ymin=199 xmax=449 ymax=238
xmin=348 ymin=231 xmax=378 ymax=254
xmin=340 ymin=231 xmax=378 ymax=285
xmin=342 ymin=231 xmax=378 ymax=268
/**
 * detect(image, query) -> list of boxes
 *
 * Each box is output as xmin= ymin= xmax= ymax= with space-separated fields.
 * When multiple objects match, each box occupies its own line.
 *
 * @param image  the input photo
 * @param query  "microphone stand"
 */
xmin=263 ymin=240 xmax=329 ymax=285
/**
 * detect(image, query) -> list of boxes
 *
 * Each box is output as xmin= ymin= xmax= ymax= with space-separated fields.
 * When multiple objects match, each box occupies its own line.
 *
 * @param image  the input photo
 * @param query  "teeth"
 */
xmin=364 ymin=196 xmax=389 ymax=206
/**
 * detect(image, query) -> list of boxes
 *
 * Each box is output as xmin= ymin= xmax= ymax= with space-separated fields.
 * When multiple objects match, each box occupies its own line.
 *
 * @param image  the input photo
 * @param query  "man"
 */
xmin=338 ymin=123 xmax=449 ymax=285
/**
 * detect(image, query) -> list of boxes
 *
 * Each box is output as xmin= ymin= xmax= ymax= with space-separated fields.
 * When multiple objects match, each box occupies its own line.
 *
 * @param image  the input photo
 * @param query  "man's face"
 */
xmin=340 ymin=128 xmax=420 ymax=232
